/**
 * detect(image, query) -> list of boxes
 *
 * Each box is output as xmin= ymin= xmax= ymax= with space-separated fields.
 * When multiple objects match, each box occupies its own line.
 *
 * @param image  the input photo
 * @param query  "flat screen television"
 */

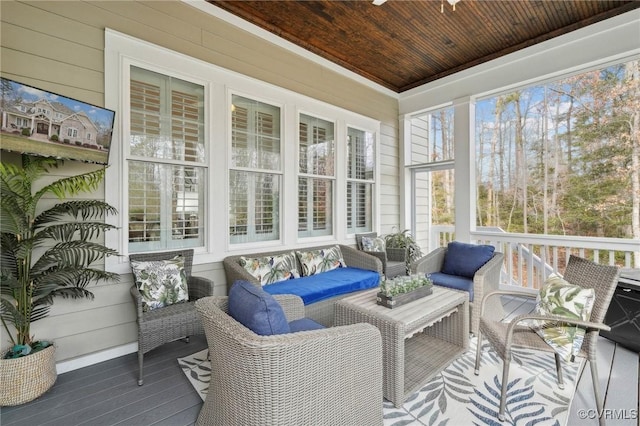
xmin=0 ymin=77 xmax=115 ymax=166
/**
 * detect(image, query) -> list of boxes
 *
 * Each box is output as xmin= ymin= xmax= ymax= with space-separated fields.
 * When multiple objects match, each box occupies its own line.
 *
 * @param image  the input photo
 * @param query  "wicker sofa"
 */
xmin=194 ymin=295 xmax=383 ymax=425
xmin=223 ymin=244 xmax=383 ymax=326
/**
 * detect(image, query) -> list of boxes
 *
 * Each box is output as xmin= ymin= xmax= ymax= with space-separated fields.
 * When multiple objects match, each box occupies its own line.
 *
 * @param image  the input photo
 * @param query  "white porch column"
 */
xmin=399 ymin=114 xmax=412 ymax=232
xmin=453 ymin=97 xmax=475 ymax=243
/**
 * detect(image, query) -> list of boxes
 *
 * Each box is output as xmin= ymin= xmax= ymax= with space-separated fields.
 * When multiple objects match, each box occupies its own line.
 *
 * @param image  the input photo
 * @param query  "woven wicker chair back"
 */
xmin=562 ymin=254 xmax=620 ymax=353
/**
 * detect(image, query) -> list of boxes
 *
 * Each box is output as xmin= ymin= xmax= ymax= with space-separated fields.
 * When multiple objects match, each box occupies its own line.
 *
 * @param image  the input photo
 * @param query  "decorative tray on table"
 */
xmin=376 ymin=274 xmax=433 ymax=309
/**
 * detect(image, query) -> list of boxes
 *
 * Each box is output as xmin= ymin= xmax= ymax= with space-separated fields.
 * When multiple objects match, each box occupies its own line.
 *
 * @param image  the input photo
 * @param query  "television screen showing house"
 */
xmin=0 ymin=78 xmax=115 ymax=165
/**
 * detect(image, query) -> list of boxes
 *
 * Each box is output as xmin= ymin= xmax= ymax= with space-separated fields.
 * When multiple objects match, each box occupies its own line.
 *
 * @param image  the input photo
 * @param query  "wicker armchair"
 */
xmin=129 ymin=249 xmax=214 ymax=386
xmin=194 ymin=295 xmax=383 ymax=426
xmin=474 ymin=255 xmax=619 ymax=425
xmin=412 ymin=247 xmax=504 ymax=335
xmin=355 ymin=232 xmax=406 ymax=279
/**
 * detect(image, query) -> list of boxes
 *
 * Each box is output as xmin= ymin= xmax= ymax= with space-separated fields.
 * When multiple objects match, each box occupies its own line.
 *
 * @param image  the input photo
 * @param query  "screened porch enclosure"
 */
xmin=405 ymin=58 xmax=640 ymax=290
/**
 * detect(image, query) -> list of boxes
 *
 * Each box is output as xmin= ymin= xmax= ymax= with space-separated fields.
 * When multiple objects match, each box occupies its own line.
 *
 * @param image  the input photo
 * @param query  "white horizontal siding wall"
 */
xmin=0 ymin=0 xmax=399 ymax=368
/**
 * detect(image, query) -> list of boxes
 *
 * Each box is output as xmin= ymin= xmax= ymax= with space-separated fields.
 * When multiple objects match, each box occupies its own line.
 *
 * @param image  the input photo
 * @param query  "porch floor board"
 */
xmin=0 ymin=297 xmax=637 ymax=425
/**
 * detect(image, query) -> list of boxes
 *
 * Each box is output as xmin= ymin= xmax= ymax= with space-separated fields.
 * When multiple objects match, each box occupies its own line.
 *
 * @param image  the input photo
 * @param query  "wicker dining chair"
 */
xmin=129 ymin=249 xmax=214 ymax=385
xmin=474 ymin=255 xmax=620 ymax=425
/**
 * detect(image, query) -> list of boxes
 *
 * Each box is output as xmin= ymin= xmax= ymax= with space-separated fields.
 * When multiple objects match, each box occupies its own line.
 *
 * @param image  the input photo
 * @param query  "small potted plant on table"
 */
xmin=377 ymin=274 xmax=433 ymax=309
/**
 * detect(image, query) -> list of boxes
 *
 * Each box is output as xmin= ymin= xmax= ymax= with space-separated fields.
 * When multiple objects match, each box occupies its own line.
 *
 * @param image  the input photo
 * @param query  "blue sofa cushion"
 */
xmin=262 ymin=267 xmax=380 ymax=305
xmin=430 ymin=272 xmax=475 ymax=302
xmin=442 ymin=241 xmax=495 ymax=279
xmin=288 ymin=318 xmax=326 ymax=333
xmin=228 ymin=280 xmax=290 ymax=336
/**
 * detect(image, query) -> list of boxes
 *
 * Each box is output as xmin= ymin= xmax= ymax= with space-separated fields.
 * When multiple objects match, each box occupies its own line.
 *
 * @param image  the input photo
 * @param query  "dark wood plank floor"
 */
xmin=0 ymin=336 xmax=208 ymax=426
xmin=1 ymin=296 xmax=638 ymax=425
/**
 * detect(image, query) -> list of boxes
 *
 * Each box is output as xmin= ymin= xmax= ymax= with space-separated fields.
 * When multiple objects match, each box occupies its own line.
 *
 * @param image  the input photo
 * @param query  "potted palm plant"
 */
xmin=0 ymin=155 xmax=119 ymax=406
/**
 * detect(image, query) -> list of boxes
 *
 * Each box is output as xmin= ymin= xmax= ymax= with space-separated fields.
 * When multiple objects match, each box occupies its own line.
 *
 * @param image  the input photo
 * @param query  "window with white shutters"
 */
xmin=106 ymin=32 xmax=381 ymax=272
xmin=229 ymin=95 xmax=281 ymax=244
xmin=346 ymin=127 xmax=375 ymax=234
xmin=128 ymin=66 xmax=206 ymax=252
xmin=298 ymin=114 xmax=335 ymax=237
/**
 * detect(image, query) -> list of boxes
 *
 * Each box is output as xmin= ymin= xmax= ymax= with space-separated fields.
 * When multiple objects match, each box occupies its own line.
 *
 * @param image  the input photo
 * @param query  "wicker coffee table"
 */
xmin=334 ymin=286 xmax=469 ymax=407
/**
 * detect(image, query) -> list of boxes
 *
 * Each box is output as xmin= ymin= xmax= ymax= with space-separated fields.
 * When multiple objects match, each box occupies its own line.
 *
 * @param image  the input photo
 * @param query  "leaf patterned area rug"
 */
xmin=178 ymin=337 xmax=584 ymax=426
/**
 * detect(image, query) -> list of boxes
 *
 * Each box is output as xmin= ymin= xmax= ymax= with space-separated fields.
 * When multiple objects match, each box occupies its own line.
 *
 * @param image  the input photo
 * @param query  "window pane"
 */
xmin=129 ymin=162 xmax=161 ymax=245
xmin=130 ymin=66 xmax=205 ymax=163
xmin=173 ymin=167 xmax=204 ymax=241
xmin=229 ymin=94 xmax=282 ymax=244
xmin=298 ymin=113 xmax=335 ymax=238
xmin=231 ymin=95 xmax=281 ymax=170
xmin=412 ymin=169 xmax=455 ymax=251
xmin=128 ymin=161 xmax=205 ymax=252
xmin=347 ymin=127 xmax=374 ymax=180
xmin=409 ymin=108 xmax=454 ymax=165
xmin=346 ymin=181 xmax=372 ymax=233
xmin=229 ymin=170 xmax=280 ymax=243
xmin=128 ymin=66 xmax=206 ymax=254
xmin=409 ymin=107 xmax=455 ymax=252
xmin=298 ymin=177 xmax=333 ymax=237
xmin=346 ymin=127 xmax=374 ymax=234
xmin=299 ymin=114 xmax=334 ymax=176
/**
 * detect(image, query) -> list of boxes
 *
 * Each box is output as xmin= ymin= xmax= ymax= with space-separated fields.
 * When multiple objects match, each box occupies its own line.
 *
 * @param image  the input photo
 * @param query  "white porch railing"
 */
xmin=430 ymin=225 xmax=640 ymax=292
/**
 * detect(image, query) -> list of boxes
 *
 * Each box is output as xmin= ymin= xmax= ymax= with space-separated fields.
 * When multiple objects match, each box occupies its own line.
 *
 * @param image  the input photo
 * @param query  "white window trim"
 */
xmin=104 ymin=29 xmax=380 ymax=273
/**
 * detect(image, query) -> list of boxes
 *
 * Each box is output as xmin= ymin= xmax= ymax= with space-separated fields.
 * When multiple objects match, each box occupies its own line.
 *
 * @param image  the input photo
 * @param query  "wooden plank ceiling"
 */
xmin=207 ymin=0 xmax=639 ymax=93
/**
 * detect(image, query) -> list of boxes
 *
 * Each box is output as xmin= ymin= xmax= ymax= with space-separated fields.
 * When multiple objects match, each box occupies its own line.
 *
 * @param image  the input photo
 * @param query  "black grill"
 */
xmin=602 ymin=270 xmax=640 ymax=353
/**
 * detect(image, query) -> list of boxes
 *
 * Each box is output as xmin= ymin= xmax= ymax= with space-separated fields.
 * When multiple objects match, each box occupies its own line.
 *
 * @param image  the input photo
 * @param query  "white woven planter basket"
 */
xmin=0 ymin=344 xmax=57 ymax=406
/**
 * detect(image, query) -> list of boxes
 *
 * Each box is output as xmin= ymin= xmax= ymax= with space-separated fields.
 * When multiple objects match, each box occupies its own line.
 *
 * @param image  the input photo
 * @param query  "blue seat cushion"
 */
xmin=262 ymin=267 xmax=380 ymax=305
xmin=430 ymin=272 xmax=475 ymax=302
xmin=441 ymin=241 xmax=495 ymax=279
xmin=228 ymin=280 xmax=290 ymax=336
xmin=288 ymin=318 xmax=326 ymax=333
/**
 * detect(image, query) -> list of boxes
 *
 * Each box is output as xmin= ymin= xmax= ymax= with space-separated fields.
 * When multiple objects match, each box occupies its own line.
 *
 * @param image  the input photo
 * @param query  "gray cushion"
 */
xmin=441 ymin=241 xmax=495 ymax=279
xmin=228 ymin=280 xmax=290 ymax=335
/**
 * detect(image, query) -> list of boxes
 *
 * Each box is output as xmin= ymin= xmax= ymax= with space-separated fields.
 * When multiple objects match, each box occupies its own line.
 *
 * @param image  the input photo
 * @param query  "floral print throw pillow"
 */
xmin=130 ymin=255 xmax=189 ymax=312
xmin=530 ymin=273 xmax=595 ymax=362
xmin=296 ymin=245 xmax=346 ymax=276
xmin=240 ymin=252 xmax=300 ymax=286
